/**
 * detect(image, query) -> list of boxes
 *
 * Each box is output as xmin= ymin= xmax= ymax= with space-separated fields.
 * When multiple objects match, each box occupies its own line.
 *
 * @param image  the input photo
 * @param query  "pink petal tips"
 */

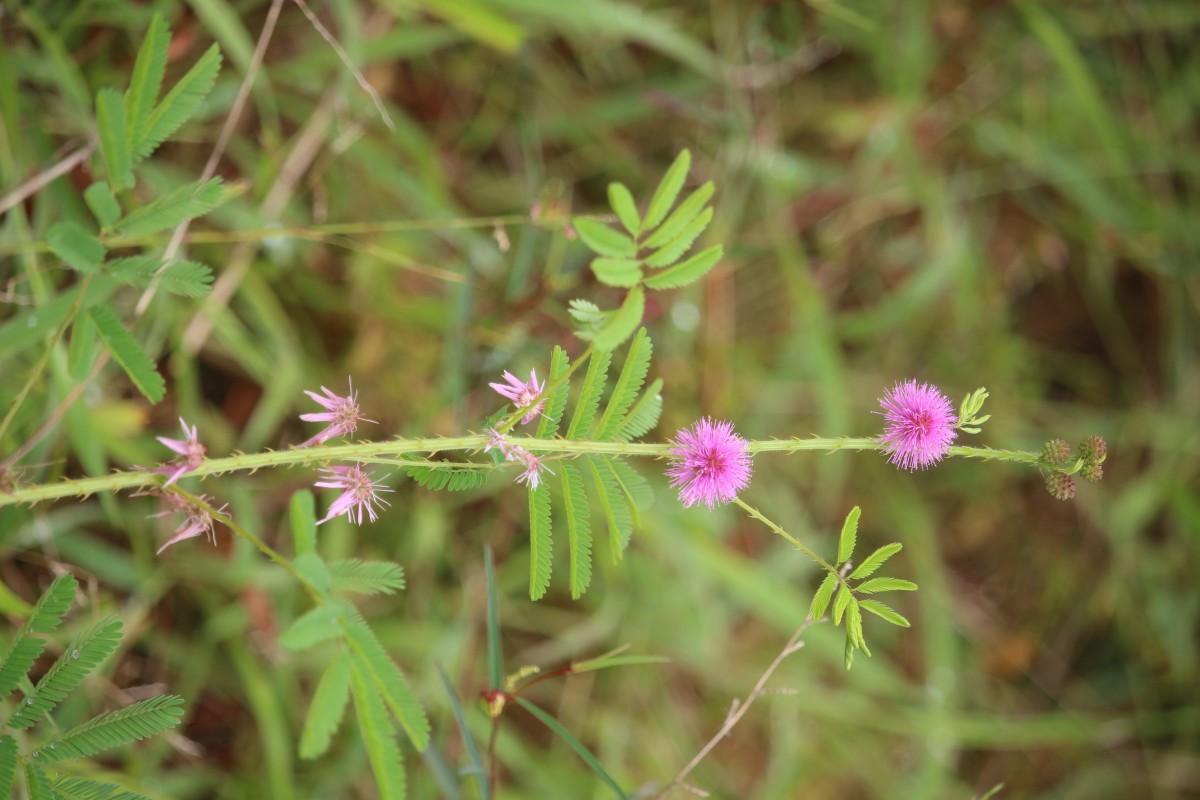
xmin=299 ymin=379 xmax=372 ymax=447
xmin=666 ymin=418 xmax=752 ymax=509
xmin=149 ymin=492 xmax=225 ymax=555
xmin=489 ymin=368 xmax=546 ymax=425
xmin=315 ymin=464 xmax=392 ymax=525
xmin=155 ymin=417 xmax=206 ymax=486
xmin=876 ymin=380 xmax=958 ymax=471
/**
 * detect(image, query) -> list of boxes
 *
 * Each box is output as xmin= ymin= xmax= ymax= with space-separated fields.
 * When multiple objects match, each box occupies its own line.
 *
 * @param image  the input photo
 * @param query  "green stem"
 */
xmin=732 ymin=497 xmax=839 ymax=578
xmin=0 ymin=436 xmax=1045 ymax=508
xmin=174 ymin=488 xmax=324 ymax=604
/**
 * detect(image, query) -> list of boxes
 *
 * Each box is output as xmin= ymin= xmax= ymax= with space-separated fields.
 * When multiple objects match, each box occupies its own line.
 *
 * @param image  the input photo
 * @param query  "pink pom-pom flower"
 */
xmin=876 ymin=380 xmax=958 ymax=471
xmin=666 ymin=418 xmax=753 ymax=509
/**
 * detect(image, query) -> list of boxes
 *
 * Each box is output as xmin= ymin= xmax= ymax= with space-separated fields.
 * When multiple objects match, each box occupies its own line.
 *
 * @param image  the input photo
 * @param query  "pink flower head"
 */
xmin=512 ymin=449 xmax=552 ymax=490
xmin=300 ymin=379 xmax=372 ymax=447
xmin=315 ymin=464 xmax=392 ymax=525
xmin=484 ymin=428 xmax=512 ymax=458
xmin=156 ymin=417 xmax=206 ymax=486
xmin=666 ymin=418 xmax=753 ymax=509
xmin=876 ymin=380 xmax=958 ymax=471
xmin=489 ymin=369 xmax=546 ymax=425
xmin=150 ymin=492 xmax=225 ymax=555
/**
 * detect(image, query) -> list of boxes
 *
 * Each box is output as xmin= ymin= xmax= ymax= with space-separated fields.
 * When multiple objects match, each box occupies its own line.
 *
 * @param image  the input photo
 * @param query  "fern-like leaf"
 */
xmin=124 ymin=13 xmax=169 ymax=154
xmin=566 ymin=349 xmax=612 ymax=439
xmin=608 ymin=457 xmax=652 ymax=518
xmin=40 ymin=695 xmax=184 ymax=764
xmin=136 ymin=45 xmax=222 ymax=161
xmin=329 ymin=560 xmax=406 ymax=596
xmin=595 ymin=328 xmax=651 ymax=440
xmin=528 ymin=485 xmax=553 ymax=600
xmin=0 ymin=575 xmax=77 ymax=699
xmin=643 ymin=245 xmax=723 ymax=291
xmin=590 ymin=287 xmax=645 ymax=353
xmin=53 ymin=774 xmax=151 ymax=800
xmin=107 ymin=255 xmax=215 ymax=298
xmin=8 ymin=616 xmax=123 ymax=731
xmin=534 ymin=345 xmax=571 ymax=439
xmin=343 ymin=611 xmax=430 ymax=750
xmin=643 ymin=206 xmax=712 ymax=268
xmin=837 ymin=506 xmax=860 ymax=565
xmin=349 ymin=659 xmax=406 ymax=800
xmin=47 ymin=222 xmax=106 ymax=274
xmin=642 ymin=149 xmax=691 ymax=232
xmin=642 ymin=181 xmax=713 ymax=249
xmin=588 ymin=457 xmax=633 ymax=562
xmin=615 ymin=377 xmax=663 ymax=441
xmin=560 ymin=464 xmax=593 ymax=599
xmin=0 ymin=736 xmax=16 ymax=798
xmin=114 ymin=178 xmax=225 ymax=237
xmin=300 ymin=650 xmax=353 ymax=759
xmin=24 ymin=763 xmax=55 ymax=800
xmin=279 ymin=603 xmax=351 ymax=652
xmin=95 ymin=88 xmax=133 ymax=190
xmin=87 ymin=305 xmax=165 ymax=404
xmin=849 ymin=543 xmax=903 ymax=580
xmin=401 ymin=463 xmax=488 ymax=492
xmin=83 ymin=183 xmax=121 ymax=230
xmin=808 ymin=574 xmax=837 ymax=620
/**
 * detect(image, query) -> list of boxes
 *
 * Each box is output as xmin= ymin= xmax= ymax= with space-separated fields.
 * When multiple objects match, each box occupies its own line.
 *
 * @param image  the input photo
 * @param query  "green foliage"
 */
xmin=300 ymin=651 xmax=352 ymax=759
xmin=342 ymin=610 xmax=430 ymax=749
xmin=95 ymin=88 xmax=133 ymax=190
xmin=52 ymin=774 xmax=152 ymax=800
xmin=8 ymin=616 xmax=123 ymax=731
xmin=349 ymin=659 xmax=407 ymax=799
xmin=136 ymin=45 xmax=223 ymax=161
xmin=0 ymin=574 xmax=77 ymax=699
xmin=47 ymin=221 xmax=106 ymax=274
xmin=570 ymin=150 xmax=722 ymax=351
xmin=0 ymin=736 xmax=15 ymax=797
xmin=560 ymin=463 xmax=593 ymax=599
xmin=86 ymin=305 xmax=166 ymax=403
xmin=123 ymin=13 xmax=169 ymax=152
xmin=534 ymin=345 xmax=571 ymax=440
xmin=401 ymin=462 xmax=489 ymax=491
xmin=112 ymin=178 xmax=226 ymax=237
xmin=38 ymin=694 xmax=184 ymax=764
xmin=528 ymin=484 xmax=553 ymax=600
xmin=566 ymin=349 xmax=612 ymax=439
xmin=107 ymin=255 xmax=215 ymax=298
xmin=83 ymin=183 xmax=121 ymax=230
xmin=806 ymin=509 xmax=916 ymax=669
xmin=513 ymin=699 xmax=625 ymax=800
xmin=595 ymin=328 xmax=651 ymax=440
xmin=957 ymin=387 xmax=992 ymax=433
xmin=280 ymin=603 xmax=350 ymax=651
xmin=328 ymin=560 xmax=406 ymax=595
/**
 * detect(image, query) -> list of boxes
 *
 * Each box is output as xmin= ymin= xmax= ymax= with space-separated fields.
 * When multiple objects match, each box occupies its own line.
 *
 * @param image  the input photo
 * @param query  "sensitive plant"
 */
xmin=0 ymin=14 xmax=1115 ymax=798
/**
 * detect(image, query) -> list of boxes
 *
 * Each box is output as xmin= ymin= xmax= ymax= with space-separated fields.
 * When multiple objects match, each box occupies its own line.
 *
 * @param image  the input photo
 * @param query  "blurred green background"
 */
xmin=2 ymin=0 xmax=1198 ymax=797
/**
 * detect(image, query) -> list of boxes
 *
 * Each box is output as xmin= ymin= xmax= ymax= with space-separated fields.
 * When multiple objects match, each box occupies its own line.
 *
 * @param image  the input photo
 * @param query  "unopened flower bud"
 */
xmin=1041 ymin=438 xmax=1071 ymax=464
xmin=1044 ymin=473 xmax=1077 ymax=501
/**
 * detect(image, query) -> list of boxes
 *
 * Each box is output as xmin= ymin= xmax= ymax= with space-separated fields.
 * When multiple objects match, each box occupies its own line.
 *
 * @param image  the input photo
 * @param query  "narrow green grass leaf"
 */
xmin=300 ymin=650 xmax=352 ymax=759
xmin=588 ymin=457 xmax=632 ymax=561
xmin=595 ymin=328 xmax=651 ymax=440
xmin=290 ymin=490 xmax=317 ymax=556
xmin=343 ymin=611 xmax=430 ymax=750
xmin=436 ymin=667 xmax=489 ymax=800
xmin=0 ymin=574 xmax=78 ymax=699
xmin=808 ymin=574 xmax=837 ymax=620
xmin=514 ymin=698 xmax=625 ymax=800
xmin=528 ymin=484 xmax=553 ymax=600
xmin=40 ymin=695 xmax=185 ymax=763
xmin=571 ymin=654 xmax=669 ymax=673
xmin=573 ymin=217 xmax=635 ymax=258
xmin=8 ymin=616 xmax=123 ymax=731
xmin=87 ymin=305 xmax=165 ymax=404
xmin=95 ymin=88 xmax=133 ymax=190
xmin=607 ymin=182 xmax=640 ymax=235
xmin=534 ymin=345 xmax=571 ymax=439
xmin=113 ymin=177 xmax=225 ymax=236
xmin=859 ymin=599 xmax=911 ymax=627
xmin=560 ymin=463 xmax=593 ymax=599
xmin=484 ymin=545 xmax=502 ymax=690
xmin=349 ymin=659 xmax=406 ymax=800
xmin=643 ymin=206 xmax=712 ymax=268
xmin=83 ymin=182 xmax=121 ymax=230
xmin=124 ymin=13 xmax=169 ymax=150
xmin=566 ymin=349 xmax=612 ymax=439
xmin=48 ymin=222 xmax=106 ymax=274
xmin=642 ymin=149 xmax=691 ymax=232
xmin=849 ymin=543 xmax=903 ymax=580
xmin=837 ymin=505 xmax=861 ymax=564
xmin=590 ymin=257 xmax=642 ymax=287
xmin=591 ymin=287 xmax=645 ymax=353
xmin=641 ymin=181 xmax=713 ymax=249
xmin=136 ymin=44 xmax=222 ymax=161
xmin=0 ymin=736 xmax=16 ymax=798
xmin=643 ymin=245 xmax=723 ymax=291
xmin=329 ymin=560 xmax=405 ymax=596
xmin=615 ymin=377 xmax=663 ymax=441
xmin=856 ymin=577 xmax=917 ymax=594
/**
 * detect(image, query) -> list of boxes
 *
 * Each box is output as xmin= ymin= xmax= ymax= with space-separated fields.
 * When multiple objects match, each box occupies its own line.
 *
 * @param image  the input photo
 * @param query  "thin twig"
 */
xmin=0 ymin=143 xmax=93 ymax=218
xmin=292 ymin=0 xmax=395 ymax=131
xmin=653 ymin=618 xmax=818 ymax=798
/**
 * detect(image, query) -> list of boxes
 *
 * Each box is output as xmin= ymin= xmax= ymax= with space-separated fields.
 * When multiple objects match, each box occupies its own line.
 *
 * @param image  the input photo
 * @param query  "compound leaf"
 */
xmin=560 ymin=463 xmax=593 ymax=599
xmin=137 ymin=45 xmax=222 ymax=161
xmin=40 ymin=695 xmax=184 ymax=763
xmin=300 ymin=650 xmax=352 ymax=759
xmin=595 ymin=328 xmax=651 ymax=440
xmin=642 ymin=149 xmax=691 ymax=232
xmin=349 ymin=659 xmax=406 ymax=800
xmin=87 ymin=305 xmax=165 ymax=404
